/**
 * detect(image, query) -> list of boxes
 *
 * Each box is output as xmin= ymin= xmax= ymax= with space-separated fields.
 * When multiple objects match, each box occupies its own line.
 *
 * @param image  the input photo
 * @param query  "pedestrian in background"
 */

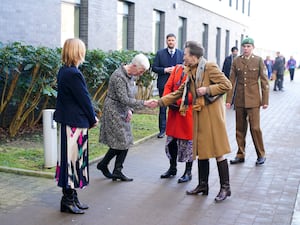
xmin=160 ymin=64 xmax=194 ymax=183
xmin=226 ymin=37 xmax=269 ymax=166
xmin=222 ymin=46 xmax=239 ymax=107
xmin=287 ymin=56 xmax=297 ymax=81
xmin=264 ymin=56 xmax=274 ymax=80
xmin=97 ymin=53 xmax=157 ymax=182
xmin=152 ymin=33 xmax=184 ymax=138
xmin=222 ymin=46 xmax=239 ymax=79
xmin=159 ymin=41 xmax=232 ymax=202
xmin=54 ymin=38 xmax=99 ymax=214
xmin=272 ymin=51 xmax=285 ymax=91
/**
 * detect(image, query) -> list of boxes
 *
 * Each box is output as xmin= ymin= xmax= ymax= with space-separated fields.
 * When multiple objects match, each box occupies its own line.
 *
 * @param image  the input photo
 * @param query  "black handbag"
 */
xmin=168 ymin=103 xmax=180 ymax=111
xmin=204 ymin=93 xmax=223 ymax=104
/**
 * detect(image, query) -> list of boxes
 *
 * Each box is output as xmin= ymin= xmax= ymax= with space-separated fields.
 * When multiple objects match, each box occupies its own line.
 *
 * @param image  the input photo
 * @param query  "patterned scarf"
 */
xmin=179 ymin=57 xmax=206 ymax=116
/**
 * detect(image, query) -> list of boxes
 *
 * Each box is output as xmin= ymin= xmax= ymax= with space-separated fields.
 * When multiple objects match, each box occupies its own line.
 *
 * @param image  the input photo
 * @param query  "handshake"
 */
xmin=144 ymin=99 xmax=159 ymax=108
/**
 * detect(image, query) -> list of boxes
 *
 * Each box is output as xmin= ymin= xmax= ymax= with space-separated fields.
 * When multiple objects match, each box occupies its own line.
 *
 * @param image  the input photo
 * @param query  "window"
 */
xmin=117 ymin=1 xmax=134 ymax=50
xmin=61 ymin=2 xmax=80 ymax=46
xmin=152 ymin=10 xmax=164 ymax=52
xmin=229 ymin=0 xmax=232 ymax=7
xmin=216 ymin=27 xmax=221 ymax=66
xmin=240 ymin=34 xmax=245 ymax=47
xmin=117 ymin=1 xmax=129 ymax=50
xmin=236 ymin=0 xmax=239 ymax=10
xmin=202 ymin=23 xmax=209 ymax=59
xmin=177 ymin=17 xmax=186 ymax=50
xmin=242 ymin=0 xmax=245 ymax=13
xmin=248 ymin=0 xmax=251 ymax=16
xmin=225 ymin=30 xmax=230 ymax=57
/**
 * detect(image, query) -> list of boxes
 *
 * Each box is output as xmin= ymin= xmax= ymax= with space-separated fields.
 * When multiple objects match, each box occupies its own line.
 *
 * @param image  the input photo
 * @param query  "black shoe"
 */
xmin=157 ymin=132 xmax=165 ymax=138
xmin=97 ymin=162 xmax=113 ymax=178
xmin=160 ymin=169 xmax=177 ymax=178
xmin=112 ymin=171 xmax=133 ymax=182
xmin=60 ymin=197 xmax=85 ymax=214
xmin=178 ymin=173 xmax=192 ymax=183
xmin=256 ymin=157 xmax=266 ymax=165
xmin=230 ymin=157 xmax=245 ymax=164
xmin=273 ymin=89 xmax=277 ymax=91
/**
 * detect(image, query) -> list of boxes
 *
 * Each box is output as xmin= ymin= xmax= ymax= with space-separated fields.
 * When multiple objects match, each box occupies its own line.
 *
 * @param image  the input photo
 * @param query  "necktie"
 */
xmin=170 ymin=50 xmax=174 ymax=58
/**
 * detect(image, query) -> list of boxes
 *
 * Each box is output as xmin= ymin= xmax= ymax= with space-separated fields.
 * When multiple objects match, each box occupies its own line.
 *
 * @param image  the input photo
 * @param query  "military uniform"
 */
xmin=226 ymin=53 xmax=269 ymax=161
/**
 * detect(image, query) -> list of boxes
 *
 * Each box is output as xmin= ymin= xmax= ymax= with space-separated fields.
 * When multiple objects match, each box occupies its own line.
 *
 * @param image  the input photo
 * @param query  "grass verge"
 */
xmin=0 ymin=112 xmax=158 ymax=173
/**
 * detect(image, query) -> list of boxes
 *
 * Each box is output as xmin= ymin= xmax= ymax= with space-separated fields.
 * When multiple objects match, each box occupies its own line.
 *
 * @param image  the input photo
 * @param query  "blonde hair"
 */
xmin=62 ymin=38 xmax=86 ymax=67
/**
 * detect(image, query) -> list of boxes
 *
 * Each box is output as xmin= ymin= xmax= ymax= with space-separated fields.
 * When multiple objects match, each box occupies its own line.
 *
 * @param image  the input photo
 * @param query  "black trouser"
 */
xmin=274 ymin=73 xmax=283 ymax=90
xmin=158 ymin=88 xmax=166 ymax=133
xmin=289 ymin=68 xmax=295 ymax=81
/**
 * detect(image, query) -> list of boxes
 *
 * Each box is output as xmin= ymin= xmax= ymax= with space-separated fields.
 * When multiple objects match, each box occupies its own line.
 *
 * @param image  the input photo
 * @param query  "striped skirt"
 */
xmin=55 ymin=124 xmax=89 ymax=189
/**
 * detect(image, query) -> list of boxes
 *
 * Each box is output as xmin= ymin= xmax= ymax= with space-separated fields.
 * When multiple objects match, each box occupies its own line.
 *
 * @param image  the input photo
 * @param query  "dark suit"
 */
xmin=54 ymin=65 xmax=96 ymax=128
xmin=222 ymin=55 xmax=234 ymax=78
xmin=152 ymin=48 xmax=183 ymax=134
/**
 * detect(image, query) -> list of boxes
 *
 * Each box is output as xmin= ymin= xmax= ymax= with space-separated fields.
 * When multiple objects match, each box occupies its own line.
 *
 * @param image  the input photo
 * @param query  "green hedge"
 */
xmin=0 ymin=42 xmax=156 ymax=137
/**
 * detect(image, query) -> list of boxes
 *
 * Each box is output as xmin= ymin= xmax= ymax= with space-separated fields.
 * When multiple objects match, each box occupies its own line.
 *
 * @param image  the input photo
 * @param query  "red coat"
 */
xmin=163 ymin=65 xmax=193 ymax=140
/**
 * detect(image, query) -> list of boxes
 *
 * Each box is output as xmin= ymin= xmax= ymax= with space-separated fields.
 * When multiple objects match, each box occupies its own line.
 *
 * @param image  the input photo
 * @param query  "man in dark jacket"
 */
xmin=222 ymin=46 xmax=239 ymax=78
xmin=152 ymin=33 xmax=184 ymax=138
xmin=272 ymin=51 xmax=285 ymax=91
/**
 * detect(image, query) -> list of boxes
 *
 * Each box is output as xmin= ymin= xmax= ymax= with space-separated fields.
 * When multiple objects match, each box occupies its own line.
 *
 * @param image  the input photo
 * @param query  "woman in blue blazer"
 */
xmin=54 ymin=38 xmax=98 ymax=214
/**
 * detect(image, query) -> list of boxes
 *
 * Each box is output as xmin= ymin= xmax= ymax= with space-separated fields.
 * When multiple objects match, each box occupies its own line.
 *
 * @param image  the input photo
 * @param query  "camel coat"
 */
xmin=159 ymin=62 xmax=232 ymax=159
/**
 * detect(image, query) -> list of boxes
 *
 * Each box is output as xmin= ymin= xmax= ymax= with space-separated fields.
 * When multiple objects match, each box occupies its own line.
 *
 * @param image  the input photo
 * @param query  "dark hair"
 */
xmin=231 ymin=46 xmax=238 ymax=52
xmin=184 ymin=41 xmax=204 ymax=58
xmin=166 ymin=33 xmax=176 ymax=39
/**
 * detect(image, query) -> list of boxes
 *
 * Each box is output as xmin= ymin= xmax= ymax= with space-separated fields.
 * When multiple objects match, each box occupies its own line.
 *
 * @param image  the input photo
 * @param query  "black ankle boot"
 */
xmin=160 ymin=167 xmax=177 ymax=178
xmin=96 ymin=148 xmax=116 ymax=178
xmin=112 ymin=150 xmax=133 ymax=182
xmin=73 ymin=190 xmax=89 ymax=210
xmin=97 ymin=161 xmax=113 ymax=178
xmin=112 ymin=170 xmax=133 ymax=182
xmin=61 ymin=189 xmax=84 ymax=214
xmin=178 ymin=162 xmax=192 ymax=183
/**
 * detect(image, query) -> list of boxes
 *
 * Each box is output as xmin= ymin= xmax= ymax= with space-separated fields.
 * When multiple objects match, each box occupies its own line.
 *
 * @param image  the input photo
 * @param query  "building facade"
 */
xmin=0 ymin=0 xmax=251 ymax=66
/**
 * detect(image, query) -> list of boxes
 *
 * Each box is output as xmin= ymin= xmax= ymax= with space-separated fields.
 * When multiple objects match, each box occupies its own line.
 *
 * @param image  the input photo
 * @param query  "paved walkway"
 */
xmin=1 ymin=72 xmax=300 ymax=225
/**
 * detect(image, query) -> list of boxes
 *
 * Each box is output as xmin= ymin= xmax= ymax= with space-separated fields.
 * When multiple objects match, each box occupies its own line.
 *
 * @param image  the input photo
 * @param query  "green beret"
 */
xmin=241 ymin=37 xmax=254 ymax=46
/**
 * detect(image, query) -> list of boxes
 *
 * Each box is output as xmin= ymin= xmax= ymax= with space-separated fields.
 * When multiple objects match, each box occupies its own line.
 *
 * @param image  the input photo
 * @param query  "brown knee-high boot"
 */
xmin=186 ymin=159 xmax=209 ymax=195
xmin=215 ymin=159 xmax=231 ymax=202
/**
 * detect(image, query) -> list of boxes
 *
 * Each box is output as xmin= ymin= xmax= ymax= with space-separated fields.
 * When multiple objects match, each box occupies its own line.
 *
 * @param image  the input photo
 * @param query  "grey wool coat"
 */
xmin=100 ymin=66 xmax=145 ymax=150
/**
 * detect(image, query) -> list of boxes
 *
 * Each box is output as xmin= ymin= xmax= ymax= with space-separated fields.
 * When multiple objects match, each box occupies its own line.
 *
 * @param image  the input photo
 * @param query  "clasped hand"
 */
xmin=144 ymin=99 xmax=158 ymax=108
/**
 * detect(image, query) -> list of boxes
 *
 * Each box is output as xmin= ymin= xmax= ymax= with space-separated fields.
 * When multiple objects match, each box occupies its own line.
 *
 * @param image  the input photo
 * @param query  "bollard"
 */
xmin=42 ymin=109 xmax=57 ymax=168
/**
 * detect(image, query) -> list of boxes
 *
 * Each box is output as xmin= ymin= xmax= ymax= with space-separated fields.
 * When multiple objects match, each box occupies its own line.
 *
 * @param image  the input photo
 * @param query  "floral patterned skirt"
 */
xmin=55 ymin=124 xmax=89 ymax=189
xmin=165 ymin=136 xmax=193 ymax=162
